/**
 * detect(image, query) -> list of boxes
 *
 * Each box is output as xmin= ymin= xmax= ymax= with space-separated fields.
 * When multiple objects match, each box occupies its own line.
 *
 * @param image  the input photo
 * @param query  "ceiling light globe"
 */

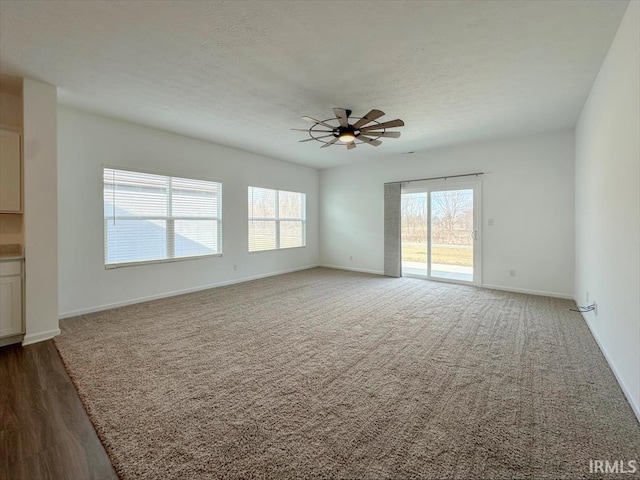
xmin=338 ymin=133 xmax=356 ymax=143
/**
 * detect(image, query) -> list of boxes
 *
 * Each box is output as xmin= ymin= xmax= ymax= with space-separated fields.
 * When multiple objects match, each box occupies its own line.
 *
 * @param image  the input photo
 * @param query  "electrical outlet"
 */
xmin=233 ymin=264 xmax=238 ymax=272
xmin=488 ymin=218 xmax=495 ymax=226
xmin=349 ymin=255 xmax=353 ymax=261
xmin=509 ymin=269 xmax=516 ymax=277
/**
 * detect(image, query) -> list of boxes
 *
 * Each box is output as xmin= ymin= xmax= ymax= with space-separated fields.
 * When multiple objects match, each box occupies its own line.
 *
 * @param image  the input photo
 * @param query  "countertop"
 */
xmin=0 ymin=244 xmax=24 ymax=261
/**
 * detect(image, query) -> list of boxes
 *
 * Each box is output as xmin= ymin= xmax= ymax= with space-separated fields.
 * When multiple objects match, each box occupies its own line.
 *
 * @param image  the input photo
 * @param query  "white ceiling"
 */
xmin=0 ymin=0 xmax=628 ymax=169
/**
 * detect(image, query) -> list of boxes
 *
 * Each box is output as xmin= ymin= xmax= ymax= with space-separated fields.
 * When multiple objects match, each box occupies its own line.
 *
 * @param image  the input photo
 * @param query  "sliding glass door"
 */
xmin=401 ymin=180 xmax=480 ymax=284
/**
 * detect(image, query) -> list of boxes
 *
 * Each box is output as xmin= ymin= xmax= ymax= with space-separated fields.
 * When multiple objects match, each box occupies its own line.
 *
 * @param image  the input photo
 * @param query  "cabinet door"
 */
xmin=0 ymin=130 xmax=22 ymax=212
xmin=0 ymin=275 xmax=22 ymax=337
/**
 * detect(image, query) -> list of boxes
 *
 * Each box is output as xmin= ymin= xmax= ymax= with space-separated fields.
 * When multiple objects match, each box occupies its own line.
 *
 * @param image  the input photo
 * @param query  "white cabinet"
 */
xmin=0 ymin=260 xmax=23 ymax=340
xmin=0 ymin=129 xmax=22 ymax=212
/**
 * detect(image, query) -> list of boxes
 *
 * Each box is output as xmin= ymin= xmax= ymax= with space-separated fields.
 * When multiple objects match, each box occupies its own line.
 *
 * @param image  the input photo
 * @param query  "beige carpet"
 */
xmin=55 ymin=267 xmax=640 ymax=479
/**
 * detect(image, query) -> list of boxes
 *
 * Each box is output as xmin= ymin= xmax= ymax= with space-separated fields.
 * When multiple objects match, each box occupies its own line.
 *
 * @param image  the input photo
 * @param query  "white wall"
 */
xmin=23 ymin=78 xmax=59 ymax=344
xmin=58 ymin=107 xmax=319 ymax=317
xmin=321 ymin=130 xmax=575 ymax=298
xmin=575 ymin=1 xmax=640 ymax=420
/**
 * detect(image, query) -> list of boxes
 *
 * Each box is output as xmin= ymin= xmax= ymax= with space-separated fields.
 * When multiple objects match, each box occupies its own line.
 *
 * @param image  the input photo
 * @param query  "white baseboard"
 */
xmin=319 ymin=264 xmax=384 ymax=275
xmin=22 ymin=328 xmax=61 ymax=346
xmin=580 ymin=312 xmax=640 ymax=423
xmin=481 ymin=283 xmax=574 ymax=300
xmin=319 ymin=267 xmax=574 ymax=300
xmin=58 ymin=264 xmax=320 ymax=319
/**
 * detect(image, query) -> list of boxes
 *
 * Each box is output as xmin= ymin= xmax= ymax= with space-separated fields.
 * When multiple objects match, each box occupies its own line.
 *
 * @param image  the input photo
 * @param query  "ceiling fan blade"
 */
xmin=360 ymin=119 xmax=405 ymax=132
xmin=357 ymin=135 xmax=382 ymax=147
xmin=347 ymin=141 xmax=356 ymax=150
xmin=320 ymin=137 xmax=340 ymax=148
xmin=299 ymin=134 xmax=334 ymax=143
xmin=333 ymin=108 xmax=349 ymax=128
xmin=302 ymin=116 xmax=336 ymax=130
xmin=359 ymin=131 xmax=401 ymax=138
xmin=291 ymin=128 xmax=333 ymax=132
xmin=353 ymin=109 xmax=385 ymax=129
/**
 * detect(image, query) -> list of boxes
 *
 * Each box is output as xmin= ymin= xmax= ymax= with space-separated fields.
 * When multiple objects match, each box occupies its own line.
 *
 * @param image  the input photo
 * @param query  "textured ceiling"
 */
xmin=0 ymin=0 xmax=628 ymax=169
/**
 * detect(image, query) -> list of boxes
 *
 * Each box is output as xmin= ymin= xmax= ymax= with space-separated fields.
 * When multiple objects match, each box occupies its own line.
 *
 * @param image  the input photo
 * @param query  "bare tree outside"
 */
xmin=431 ymin=190 xmax=473 ymax=245
xmin=401 ymin=193 xmax=427 ymax=244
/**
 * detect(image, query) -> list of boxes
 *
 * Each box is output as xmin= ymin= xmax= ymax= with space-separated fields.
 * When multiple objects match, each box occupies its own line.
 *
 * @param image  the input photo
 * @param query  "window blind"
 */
xmin=103 ymin=168 xmax=222 ymax=267
xmin=248 ymin=186 xmax=305 ymax=252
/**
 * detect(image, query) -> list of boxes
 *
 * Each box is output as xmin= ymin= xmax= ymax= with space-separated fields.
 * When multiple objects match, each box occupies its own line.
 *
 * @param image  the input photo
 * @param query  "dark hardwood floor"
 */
xmin=0 ymin=340 xmax=117 ymax=480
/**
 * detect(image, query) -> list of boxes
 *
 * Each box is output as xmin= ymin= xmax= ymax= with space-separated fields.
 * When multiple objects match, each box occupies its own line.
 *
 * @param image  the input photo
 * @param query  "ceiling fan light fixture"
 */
xmin=338 ymin=132 xmax=356 ymax=143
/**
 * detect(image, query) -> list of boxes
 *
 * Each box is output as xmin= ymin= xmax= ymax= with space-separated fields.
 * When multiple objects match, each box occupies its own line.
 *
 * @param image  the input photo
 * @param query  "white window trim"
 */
xmin=248 ymin=187 xmax=306 ymax=253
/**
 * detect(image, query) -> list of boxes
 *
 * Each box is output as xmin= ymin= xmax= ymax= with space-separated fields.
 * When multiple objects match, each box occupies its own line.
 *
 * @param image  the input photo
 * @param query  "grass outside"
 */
xmin=403 ymin=244 xmax=472 ymax=267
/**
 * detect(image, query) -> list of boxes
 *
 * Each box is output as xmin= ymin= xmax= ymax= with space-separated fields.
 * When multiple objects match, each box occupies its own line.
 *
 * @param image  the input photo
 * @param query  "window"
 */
xmin=248 ymin=186 xmax=306 ymax=252
xmin=103 ymin=167 xmax=222 ymax=267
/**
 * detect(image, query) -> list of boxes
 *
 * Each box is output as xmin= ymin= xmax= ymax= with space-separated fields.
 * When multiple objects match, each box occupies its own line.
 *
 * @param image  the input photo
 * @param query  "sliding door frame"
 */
xmin=402 ymin=178 xmax=482 ymax=286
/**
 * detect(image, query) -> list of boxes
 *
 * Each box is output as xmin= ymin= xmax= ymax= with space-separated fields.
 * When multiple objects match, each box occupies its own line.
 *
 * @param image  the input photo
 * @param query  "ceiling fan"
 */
xmin=293 ymin=108 xmax=404 ymax=150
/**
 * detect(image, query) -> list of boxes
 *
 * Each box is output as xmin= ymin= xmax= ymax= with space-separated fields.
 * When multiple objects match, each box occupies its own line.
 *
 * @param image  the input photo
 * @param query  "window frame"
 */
xmin=248 ymin=186 xmax=306 ymax=253
xmin=103 ymin=165 xmax=223 ymax=269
